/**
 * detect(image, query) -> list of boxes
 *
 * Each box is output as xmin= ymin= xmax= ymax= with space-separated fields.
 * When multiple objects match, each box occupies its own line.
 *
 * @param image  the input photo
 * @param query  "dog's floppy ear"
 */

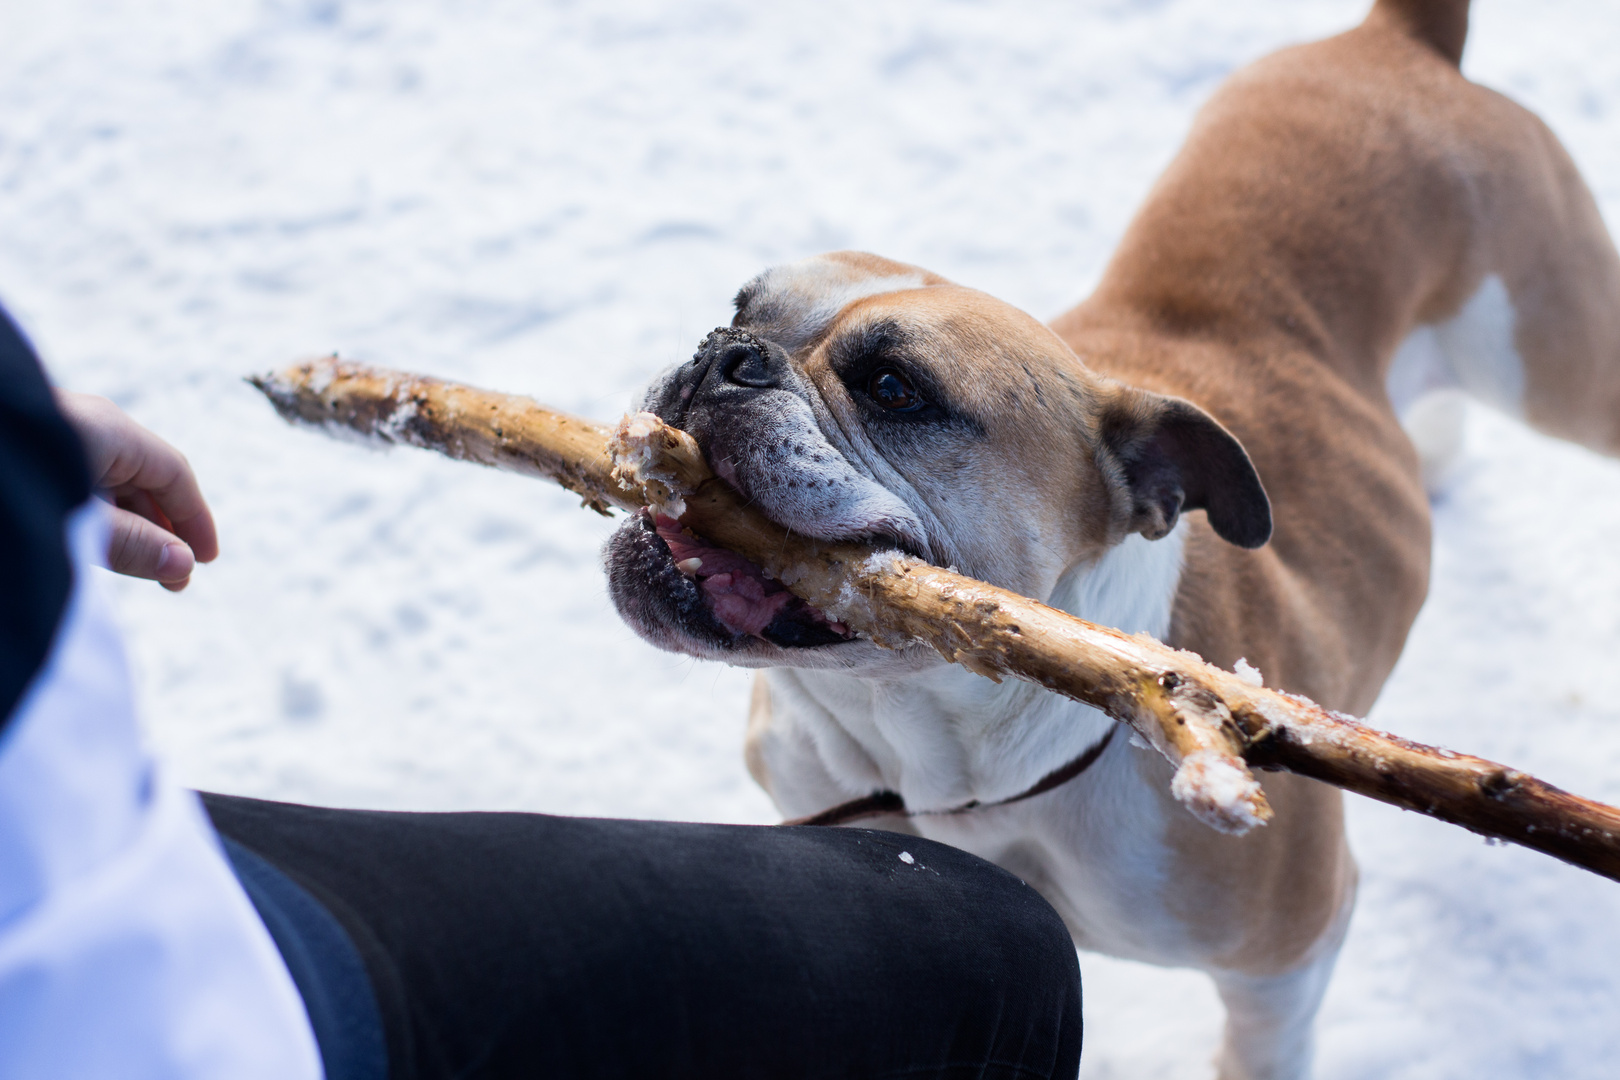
xmin=1096 ymin=386 xmax=1272 ymax=549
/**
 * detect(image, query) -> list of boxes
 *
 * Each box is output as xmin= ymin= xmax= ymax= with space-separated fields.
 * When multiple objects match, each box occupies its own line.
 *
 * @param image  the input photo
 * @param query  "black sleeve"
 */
xmin=0 ymin=305 xmax=91 ymax=732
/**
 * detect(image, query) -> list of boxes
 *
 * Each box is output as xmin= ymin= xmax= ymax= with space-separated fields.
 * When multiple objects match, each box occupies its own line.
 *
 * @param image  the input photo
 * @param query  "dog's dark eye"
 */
xmin=868 ymin=368 xmax=923 ymax=412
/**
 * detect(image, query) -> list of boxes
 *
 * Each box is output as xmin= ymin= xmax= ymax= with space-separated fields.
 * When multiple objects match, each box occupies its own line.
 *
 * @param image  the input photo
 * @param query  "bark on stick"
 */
xmin=249 ymin=357 xmax=639 ymax=515
xmin=253 ymin=357 xmax=1620 ymax=882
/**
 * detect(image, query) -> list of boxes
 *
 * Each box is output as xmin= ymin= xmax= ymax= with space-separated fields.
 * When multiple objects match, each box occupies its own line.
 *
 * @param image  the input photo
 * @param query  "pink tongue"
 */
xmin=654 ymin=515 xmax=795 ymax=636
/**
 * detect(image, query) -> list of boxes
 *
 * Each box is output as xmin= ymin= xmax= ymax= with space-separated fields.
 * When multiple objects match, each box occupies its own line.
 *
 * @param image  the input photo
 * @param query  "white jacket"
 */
xmin=0 ymin=505 xmax=322 ymax=1079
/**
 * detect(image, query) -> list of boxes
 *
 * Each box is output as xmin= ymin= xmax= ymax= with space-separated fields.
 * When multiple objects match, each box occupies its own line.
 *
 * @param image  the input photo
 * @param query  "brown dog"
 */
xmin=605 ymin=1 xmax=1620 ymax=1075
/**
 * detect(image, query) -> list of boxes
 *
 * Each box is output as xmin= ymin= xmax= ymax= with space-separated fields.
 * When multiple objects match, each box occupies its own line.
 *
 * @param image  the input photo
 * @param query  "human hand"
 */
xmin=54 ymin=391 xmax=220 ymax=592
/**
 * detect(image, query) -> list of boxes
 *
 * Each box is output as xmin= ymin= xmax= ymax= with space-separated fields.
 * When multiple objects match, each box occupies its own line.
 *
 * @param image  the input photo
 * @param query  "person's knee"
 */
xmin=802 ymin=827 xmax=1084 ymax=1077
xmin=906 ymin=832 xmax=1081 ymax=1017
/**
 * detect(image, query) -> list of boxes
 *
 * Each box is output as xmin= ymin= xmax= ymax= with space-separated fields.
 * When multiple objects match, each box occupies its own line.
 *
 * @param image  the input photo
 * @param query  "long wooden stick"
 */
xmin=252 ymin=357 xmax=1620 ymax=881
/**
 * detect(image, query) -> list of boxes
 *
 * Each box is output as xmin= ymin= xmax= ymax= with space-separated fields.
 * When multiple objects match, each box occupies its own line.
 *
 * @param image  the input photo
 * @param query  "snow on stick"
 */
xmin=253 ymin=357 xmax=1620 ymax=881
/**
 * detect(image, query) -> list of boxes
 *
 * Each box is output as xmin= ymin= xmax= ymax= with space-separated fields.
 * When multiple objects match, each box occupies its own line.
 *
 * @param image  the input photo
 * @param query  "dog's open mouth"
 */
xmin=612 ymin=511 xmax=855 ymax=650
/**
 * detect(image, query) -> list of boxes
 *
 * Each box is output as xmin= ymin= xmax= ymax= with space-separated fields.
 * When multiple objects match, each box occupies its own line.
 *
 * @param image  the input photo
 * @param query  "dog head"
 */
xmin=604 ymin=251 xmax=1270 ymax=671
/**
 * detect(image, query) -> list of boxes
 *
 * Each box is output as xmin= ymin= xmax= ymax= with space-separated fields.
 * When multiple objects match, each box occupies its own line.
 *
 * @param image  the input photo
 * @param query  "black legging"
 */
xmin=203 ymin=793 xmax=1082 ymax=1080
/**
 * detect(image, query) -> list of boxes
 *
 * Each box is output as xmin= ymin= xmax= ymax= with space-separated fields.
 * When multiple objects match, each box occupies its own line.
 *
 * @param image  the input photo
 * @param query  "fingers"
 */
xmin=107 ymin=464 xmax=218 ymax=566
xmin=104 ymin=504 xmax=197 ymax=591
xmin=55 ymin=391 xmax=221 ymax=581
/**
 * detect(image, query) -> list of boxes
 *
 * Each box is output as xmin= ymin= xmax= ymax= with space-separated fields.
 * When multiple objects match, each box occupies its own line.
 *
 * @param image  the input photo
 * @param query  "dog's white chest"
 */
xmin=764 ymin=525 xmax=1188 ymax=811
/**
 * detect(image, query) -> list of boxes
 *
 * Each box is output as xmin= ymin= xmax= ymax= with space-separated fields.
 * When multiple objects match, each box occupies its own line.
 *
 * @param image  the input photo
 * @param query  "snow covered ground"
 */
xmin=3 ymin=0 xmax=1617 ymax=1075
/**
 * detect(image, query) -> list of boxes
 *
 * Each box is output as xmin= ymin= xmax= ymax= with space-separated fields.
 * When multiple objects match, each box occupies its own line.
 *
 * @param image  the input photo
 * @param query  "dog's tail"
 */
xmin=1366 ymin=0 xmax=1470 ymax=66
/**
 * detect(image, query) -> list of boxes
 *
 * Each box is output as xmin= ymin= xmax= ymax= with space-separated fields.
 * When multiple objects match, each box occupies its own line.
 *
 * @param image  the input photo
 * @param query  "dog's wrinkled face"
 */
xmin=605 ymin=251 xmax=1270 ymax=670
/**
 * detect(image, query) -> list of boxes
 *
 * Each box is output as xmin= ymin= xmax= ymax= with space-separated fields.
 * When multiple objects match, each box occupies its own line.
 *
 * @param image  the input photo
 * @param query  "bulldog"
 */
xmin=605 ymin=0 xmax=1620 ymax=1076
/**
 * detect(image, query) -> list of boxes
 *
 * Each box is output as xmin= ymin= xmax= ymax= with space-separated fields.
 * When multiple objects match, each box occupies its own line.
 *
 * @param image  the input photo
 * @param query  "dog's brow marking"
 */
xmin=745 ymin=261 xmax=929 ymax=352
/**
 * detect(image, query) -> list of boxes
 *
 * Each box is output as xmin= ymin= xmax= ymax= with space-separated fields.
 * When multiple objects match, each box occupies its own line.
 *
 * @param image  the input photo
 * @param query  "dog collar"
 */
xmin=783 ymin=726 xmax=1118 ymax=828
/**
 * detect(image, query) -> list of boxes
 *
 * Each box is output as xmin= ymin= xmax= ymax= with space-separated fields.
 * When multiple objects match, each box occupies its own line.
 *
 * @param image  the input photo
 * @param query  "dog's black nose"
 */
xmin=718 ymin=339 xmax=775 ymax=388
xmin=643 ymin=328 xmax=791 ymax=426
xmin=702 ymin=328 xmax=781 ymax=389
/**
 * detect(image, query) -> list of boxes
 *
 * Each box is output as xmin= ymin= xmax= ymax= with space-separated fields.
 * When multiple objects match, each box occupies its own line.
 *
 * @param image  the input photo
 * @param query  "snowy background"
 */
xmin=3 ymin=0 xmax=1617 ymax=1075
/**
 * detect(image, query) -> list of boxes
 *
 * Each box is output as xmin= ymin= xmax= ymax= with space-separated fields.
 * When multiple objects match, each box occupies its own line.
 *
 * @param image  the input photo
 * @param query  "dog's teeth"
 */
xmin=676 ymin=557 xmax=703 ymax=576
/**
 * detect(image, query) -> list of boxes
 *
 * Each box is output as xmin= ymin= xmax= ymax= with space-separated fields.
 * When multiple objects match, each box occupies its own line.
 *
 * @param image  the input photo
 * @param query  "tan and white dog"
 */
xmin=605 ymin=1 xmax=1620 ymax=1076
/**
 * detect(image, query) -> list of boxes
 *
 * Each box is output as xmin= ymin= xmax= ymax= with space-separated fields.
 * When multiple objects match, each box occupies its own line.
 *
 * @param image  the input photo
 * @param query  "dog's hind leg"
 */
xmin=1385 ymin=78 xmax=1620 ymax=466
xmin=1447 ymin=101 xmax=1620 ymax=456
